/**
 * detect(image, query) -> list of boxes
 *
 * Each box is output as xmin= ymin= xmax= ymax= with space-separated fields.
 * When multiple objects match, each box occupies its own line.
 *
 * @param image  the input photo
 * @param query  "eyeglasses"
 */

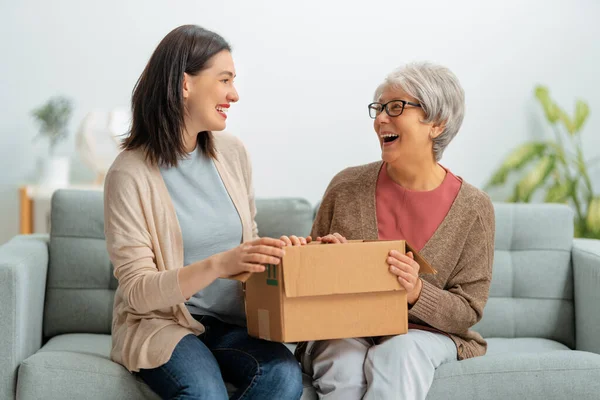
xmin=368 ymin=99 xmax=421 ymax=119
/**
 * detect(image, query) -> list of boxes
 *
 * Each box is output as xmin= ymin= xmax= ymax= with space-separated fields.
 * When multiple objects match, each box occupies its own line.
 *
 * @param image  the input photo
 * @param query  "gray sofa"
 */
xmin=2 ymin=189 xmax=600 ymax=400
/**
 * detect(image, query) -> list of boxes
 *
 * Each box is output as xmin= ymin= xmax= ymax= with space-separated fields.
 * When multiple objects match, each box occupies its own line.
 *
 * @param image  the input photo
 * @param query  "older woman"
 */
xmin=299 ymin=62 xmax=495 ymax=400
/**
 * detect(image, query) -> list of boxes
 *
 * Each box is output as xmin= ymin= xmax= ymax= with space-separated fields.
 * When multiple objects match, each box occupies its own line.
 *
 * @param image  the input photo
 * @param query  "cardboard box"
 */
xmin=232 ymin=240 xmax=436 ymax=342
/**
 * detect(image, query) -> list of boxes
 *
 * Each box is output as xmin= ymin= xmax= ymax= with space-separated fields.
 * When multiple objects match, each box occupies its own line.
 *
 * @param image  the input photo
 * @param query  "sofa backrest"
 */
xmin=473 ymin=203 xmax=575 ymax=348
xmin=44 ymin=190 xmax=314 ymax=338
xmin=45 ymin=190 xmax=111 ymax=337
xmin=45 ymin=190 xmax=576 ymax=348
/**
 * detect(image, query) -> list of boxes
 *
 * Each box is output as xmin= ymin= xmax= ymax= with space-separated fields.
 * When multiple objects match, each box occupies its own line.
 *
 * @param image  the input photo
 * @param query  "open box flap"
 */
xmin=282 ymin=241 xmax=408 ymax=298
xmin=362 ymin=240 xmax=437 ymax=274
xmin=406 ymin=242 xmax=437 ymax=274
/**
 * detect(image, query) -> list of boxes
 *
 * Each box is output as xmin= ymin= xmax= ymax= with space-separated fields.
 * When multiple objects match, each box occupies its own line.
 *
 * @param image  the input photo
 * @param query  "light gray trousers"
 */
xmin=301 ymin=329 xmax=457 ymax=400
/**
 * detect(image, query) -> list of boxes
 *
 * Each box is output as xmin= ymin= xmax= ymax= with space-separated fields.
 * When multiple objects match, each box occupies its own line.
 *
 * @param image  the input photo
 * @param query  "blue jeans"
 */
xmin=136 ymin=315 xmax=303 ymax=400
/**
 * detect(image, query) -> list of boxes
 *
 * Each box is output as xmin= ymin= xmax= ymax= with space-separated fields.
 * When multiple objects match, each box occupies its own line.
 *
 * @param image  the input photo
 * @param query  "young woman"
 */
xmin=104 ymin=25 xmax=304 ymax=400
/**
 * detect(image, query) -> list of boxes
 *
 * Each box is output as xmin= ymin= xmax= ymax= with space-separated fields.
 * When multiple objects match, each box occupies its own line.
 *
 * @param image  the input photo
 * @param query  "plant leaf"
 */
xmin=535 ymin=85 xmax=560 ymax=124
xmin=574 ymin=100 xmax=590 ymax=133
xmin=559 ymin=110 xmax=576 ymax=135
xmin=546 ymin=141 xmax=571 ymax=165
xmin=545 ymin=179 xmax=572 ymax=203
xmin=516 ymin=155 xmax=556 ymax=202
xmin=586 ymin=196 xmax=600 ymax=235
xmin=503 ymin=142 xmax=548 ymax=169
xmin=506 ymin=186 xmax=520 ymax=203
xmin=486 ymin=142 xmax=547 ymax=188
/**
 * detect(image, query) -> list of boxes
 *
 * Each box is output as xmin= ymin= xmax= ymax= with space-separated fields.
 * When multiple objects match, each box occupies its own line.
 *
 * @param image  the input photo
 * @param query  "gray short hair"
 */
xmin=374 ymin=62 xmax=465 ymax=161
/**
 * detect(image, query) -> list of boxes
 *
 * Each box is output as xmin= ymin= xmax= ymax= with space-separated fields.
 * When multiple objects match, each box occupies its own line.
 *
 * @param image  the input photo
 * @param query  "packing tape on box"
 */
xmin=258 ymin=309 xmax=271 ymax=340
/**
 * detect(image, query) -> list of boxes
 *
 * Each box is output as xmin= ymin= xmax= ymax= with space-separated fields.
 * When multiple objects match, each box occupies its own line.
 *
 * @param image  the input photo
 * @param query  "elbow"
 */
xmin=458 ymin=305 xmax=484 ymax=332
xmin=450 ymin=284 xmax=489 ymax=331
xmin=469 ymin=310 xmax=483 ymax=328
xmin=120 ymin=278 xmax=153 ymax=314
xmin=447 ymin=296 xmax=484 ymax=333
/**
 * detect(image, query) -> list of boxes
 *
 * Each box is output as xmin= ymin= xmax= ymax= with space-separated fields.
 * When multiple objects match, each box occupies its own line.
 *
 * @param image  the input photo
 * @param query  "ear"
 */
xmin=430 ymin=122 xmax=446 ymax=139
xmin=182 ymin=72 xmax=191 ymax=99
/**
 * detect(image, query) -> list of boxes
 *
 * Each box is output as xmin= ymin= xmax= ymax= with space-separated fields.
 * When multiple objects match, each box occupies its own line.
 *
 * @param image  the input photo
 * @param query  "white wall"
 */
xmin=1 ymin=0 xmax=599 ymax=244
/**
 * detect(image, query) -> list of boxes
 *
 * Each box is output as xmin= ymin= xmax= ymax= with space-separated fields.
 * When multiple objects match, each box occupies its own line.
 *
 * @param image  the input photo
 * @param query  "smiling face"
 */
xmin=183 ymin=50 xmax=239 ymax=133
xmin=374 ymin=87 xmax=438 ymax=165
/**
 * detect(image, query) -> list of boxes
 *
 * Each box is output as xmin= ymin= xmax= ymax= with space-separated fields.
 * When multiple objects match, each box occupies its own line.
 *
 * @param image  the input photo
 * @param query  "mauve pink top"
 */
xmin=376 ymin=163 xmax=462 ymax=334
xmin=376 ymin=163 xmax=462 ymax=251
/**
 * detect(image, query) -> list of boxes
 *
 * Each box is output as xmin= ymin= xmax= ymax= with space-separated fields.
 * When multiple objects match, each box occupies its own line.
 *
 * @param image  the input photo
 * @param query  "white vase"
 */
xmin=39 ymin=156 xmax=70 ymax=187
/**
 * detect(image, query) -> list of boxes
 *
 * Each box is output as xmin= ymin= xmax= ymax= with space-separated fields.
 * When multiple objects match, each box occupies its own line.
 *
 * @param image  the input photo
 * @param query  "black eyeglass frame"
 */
xmin=368 ymin=99 xmax=422 ymax=118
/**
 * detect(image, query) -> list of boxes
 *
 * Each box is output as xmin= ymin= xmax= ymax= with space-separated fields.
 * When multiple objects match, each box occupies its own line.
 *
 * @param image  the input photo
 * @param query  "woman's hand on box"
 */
xmin=213 ymin=237 xmax=286 ymax=277
xmin=387 ymin=250 xmax=423 ymax=305
xmin=280 ymin=235 xmax=312 ymax=246
xmin=316 ymin=233 xmax=347 ymax=244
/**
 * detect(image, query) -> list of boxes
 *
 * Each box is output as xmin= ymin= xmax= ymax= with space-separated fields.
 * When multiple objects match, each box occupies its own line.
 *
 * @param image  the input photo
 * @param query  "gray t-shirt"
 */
xmin=160 ymin=148 xmax=245 ymax=326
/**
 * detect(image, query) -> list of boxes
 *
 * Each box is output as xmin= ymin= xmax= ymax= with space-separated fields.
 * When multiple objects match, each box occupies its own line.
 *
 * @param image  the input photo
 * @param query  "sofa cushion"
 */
xmin=45 ymin=191 xmax=113 ymax=338
xmin=17 ymin=334 xmax=316 ymax=400
xmin=17 ymin=334 xmax=600 ymax=400
xmin=17 ymin=335 xmax=159 ymax=400
xmin=254 ymin=197 xmax=314 ymax=239
xmin=473 ymin=203 xmax=575 ymax=348
xmin=428 ymin=348 xmax=600 ymax=399
xmin=486 ymin=337 xmax=570 ymax=355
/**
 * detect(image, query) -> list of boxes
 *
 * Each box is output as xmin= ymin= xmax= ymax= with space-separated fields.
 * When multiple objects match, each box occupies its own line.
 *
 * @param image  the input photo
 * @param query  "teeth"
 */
xmin=216 ymin=106 xmax=228 ymax=113
xmin=380 ymin=133 xmax=398 ymax=138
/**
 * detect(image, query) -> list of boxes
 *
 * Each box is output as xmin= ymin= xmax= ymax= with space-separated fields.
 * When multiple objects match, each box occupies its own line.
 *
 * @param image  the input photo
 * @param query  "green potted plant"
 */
xmin=31 ymin=96 xmax=73 ymax=186
xmin=486 ymin=86 xmax=599 ymax=238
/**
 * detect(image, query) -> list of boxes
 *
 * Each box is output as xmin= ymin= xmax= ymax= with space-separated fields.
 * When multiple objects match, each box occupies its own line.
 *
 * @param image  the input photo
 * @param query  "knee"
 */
xmin=179 ymin=379 xmax=228 ymax=399
xmin=367 ymin=335 xmax=417 ymax=365
xmin=261 ymin=357 xmax=303 ymax=399
xmin=310 ymin=339 xmax=369 ymax=381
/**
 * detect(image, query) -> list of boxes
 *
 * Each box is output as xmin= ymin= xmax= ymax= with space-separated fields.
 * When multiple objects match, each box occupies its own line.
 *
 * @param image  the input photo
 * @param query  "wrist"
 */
xmin=179 ymin=256 xmax=222 ymax=300
xmin=206 ymin=254 xmax=225 ymax=278
xmin=408 ymin=278 xmax=423 ymax=305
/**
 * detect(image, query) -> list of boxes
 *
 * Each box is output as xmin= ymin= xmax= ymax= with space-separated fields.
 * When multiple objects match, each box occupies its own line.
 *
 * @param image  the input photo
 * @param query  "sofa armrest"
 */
xmin=572 ymin=238 xmax=600 ymax=353
xmin=0 ymin=234 xmax=49 ymax=400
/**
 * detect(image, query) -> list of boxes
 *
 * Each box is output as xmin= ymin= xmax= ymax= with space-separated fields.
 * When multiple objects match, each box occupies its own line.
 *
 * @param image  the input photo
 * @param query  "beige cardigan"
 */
xmin=311 ymin=162 xmax=495 ymax=360
xmin=103 ymin=132 xmax=258 ymax=372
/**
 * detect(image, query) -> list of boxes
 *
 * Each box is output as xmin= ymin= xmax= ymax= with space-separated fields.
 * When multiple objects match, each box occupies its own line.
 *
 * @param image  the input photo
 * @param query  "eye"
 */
xmin=221 ymin=79 xmax=230 ymax=84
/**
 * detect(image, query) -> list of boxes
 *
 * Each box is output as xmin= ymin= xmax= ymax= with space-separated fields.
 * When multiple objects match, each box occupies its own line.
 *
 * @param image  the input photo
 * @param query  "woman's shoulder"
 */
xmin=456 ymin=180 xmax=495 ymax=224
xmin=213 ymin=131 xmax=246 ymax=157
xmin=213 ymin=131 xmax=251 ymax=173
xmin=105 ymin=149 xmax=152 ymax=192
xmin=212 ymin=131 xmax=252 ymax=185
xmin=108 ymin=148 xmax=148 ymax=174
xmin=325 ymin=161 xmax=382 ymax=194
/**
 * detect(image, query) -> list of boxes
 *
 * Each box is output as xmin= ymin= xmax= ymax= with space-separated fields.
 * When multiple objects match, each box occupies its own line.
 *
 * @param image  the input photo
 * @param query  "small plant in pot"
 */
xmin=31 ymin=96 xmax=73 ymax=186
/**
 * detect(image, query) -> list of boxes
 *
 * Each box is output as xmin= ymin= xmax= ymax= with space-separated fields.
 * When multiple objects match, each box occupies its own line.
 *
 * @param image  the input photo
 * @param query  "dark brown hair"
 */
xmin=122 ymin=25 xmax=231 ymax=167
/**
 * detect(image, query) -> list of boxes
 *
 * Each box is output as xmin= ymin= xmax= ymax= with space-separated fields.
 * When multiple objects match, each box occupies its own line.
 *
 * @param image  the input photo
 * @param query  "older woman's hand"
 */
xmin=280 ymin=235 xmax=312 ymax=246
xmin=317 ymin=233 xmax=348 ymax=244
xmin=387 ymin=250 xmax=423 ymax=305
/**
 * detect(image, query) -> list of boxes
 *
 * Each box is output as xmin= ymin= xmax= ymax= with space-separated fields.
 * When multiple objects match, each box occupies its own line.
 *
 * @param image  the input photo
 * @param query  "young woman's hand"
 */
xmin=213 ymin=237 xmax=286 ymax=277
xmin=317 ymin=233 xmax=347 ymax=244
xmin=279 ymin=235 xmax=312 ymax=246
xmin=387 ymin=250 xmax=423 ymax=304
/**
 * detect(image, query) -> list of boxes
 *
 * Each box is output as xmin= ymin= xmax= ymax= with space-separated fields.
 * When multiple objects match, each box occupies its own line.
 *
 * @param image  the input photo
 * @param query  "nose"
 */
xmin=375 ymin=110 xmax=390 ymax=124
xmin=227 ymin=84 xmax=240 ymax=103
